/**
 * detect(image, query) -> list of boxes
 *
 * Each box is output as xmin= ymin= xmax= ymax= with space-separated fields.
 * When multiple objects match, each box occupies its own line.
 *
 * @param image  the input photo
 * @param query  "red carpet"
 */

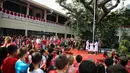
xmin=69 ymin=49 xmax=104 ymax=63
xmin=68 ymin=49 xmax=130 ymax=73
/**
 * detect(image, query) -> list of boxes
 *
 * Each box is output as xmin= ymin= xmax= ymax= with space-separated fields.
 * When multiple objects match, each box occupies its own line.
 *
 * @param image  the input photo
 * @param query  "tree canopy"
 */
xmin=56 ymin=0 xmax=121 ymax=38
xmin=56 ymin=0 xmax=130 ymax=48
xmin=56 ymin=0 xmax=121 ymax=24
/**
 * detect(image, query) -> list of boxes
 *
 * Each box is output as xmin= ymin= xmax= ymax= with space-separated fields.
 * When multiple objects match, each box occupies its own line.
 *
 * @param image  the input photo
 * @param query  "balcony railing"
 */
xmin=0 ymin=7 xmax=64 ymax=27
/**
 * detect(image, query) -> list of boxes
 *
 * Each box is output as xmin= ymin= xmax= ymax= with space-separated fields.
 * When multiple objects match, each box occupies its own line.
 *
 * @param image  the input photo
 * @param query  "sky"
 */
xmin=33 ymin=0 xmax=130 ymax=14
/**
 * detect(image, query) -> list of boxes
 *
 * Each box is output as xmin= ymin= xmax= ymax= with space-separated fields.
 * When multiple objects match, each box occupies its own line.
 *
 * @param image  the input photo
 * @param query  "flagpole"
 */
xmin=93 ymin=0 xmax=96 ymax=43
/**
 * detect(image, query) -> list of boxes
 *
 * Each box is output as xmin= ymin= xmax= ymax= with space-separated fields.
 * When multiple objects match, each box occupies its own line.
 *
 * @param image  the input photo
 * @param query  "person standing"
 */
xmin=49 ymin=54 xmax=69 ymax=73
xmin=94 ymin=41 xmax=98 ymax=54
xmin=28 ymin=52 xmax=44 ymax=73
xmin=89 ymin=41 xmax=94 ymax=53
xmin=67 ymin=55 xmax=75 ymax=73
xmin=15 ymin=47 xmax=29 ymax=73
xmin=86 ymin=40 xmax=89 ymax=52
xmin=1 ymin=45 xmax=18 ymax=73
xmin=36 ymin=37 xmax=41 ymax=50
xmin=98 ymin=38 xmax=102 ymax=53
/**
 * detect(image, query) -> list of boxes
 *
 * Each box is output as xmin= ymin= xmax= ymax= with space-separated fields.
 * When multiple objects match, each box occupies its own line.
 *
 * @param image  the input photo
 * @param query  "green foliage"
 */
xmin=56 ymin=0 xmax=130 ymax=48
xmin=96 ymin=9 xmax=130 ymax=48
xmin=56 ymin=0 xmax=94 ymax=38
xmin=119 ymin=40 xmax=130 ymax=54
xmin=96 ymin=12 xmax=122 ymax=47
xmin=121 ymin=28 xmax=130 ymax=41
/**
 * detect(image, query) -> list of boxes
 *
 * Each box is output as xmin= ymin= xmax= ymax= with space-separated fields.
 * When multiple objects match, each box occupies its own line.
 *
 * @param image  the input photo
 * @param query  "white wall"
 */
xmin=0 ymin=18 xmax=73 ymax=34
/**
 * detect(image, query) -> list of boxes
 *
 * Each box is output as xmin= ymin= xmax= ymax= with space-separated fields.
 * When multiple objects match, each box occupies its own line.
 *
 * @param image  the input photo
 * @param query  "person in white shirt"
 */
xmin=86 ymin=40 xmax=89 ymax=51
xmin=36 ymin=37 xmax=42 ymax=49
xmin=94 ymin=41 xmax=98 ymax=54
xmin=28 ymin=52 xmax=44 ymax=73
xmin=40 ymin=49 xmax=46 ymax=70
xmin=36 ymin=37 xmax=41 ymax=44
xmin=89 ymin=42 xmax=94 ymax=53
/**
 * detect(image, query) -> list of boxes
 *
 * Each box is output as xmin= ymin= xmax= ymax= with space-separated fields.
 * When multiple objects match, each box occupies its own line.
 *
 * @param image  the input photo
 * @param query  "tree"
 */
xmin=120 ymin=8 xmax=130 ymax=41
xmin=96 ymin=8 xmax=130 ymax=48
xmin=96 ymin=12 xmax=121 ymax=48
xmin=56 ymin=0 xmax=121 ymax=40
xmin=119 ymin=40 xmax=130 ymax=54
xmin=56 ymin=0 xmax=121 ymax=25
xmin=56 ymin=0 xmax=92 ymax=37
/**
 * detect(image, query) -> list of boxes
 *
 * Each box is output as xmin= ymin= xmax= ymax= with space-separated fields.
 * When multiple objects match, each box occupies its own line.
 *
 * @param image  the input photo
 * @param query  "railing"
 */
xmin=0 ymin=7 xmax=64 ymax=27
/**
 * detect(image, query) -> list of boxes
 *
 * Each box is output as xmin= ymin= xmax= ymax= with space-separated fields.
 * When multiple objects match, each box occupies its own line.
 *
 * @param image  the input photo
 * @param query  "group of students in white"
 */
xmin=86 ymin=40 xmax=99 ymax=54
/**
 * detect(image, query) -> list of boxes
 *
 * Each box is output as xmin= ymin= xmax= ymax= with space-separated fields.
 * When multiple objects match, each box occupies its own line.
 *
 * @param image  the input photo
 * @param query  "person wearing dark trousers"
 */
xmin=98 ymin=38 xmax=102 ymax=53
xmin=98 ymin=47 xmax=101 ymax=54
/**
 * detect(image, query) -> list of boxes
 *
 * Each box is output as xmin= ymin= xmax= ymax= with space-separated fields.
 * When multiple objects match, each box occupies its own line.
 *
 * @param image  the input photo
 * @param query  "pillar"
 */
xmin=25 ymin=3 xmax=30 ymax=36
xmin=64 ymin=34 xmax=67 ymax=39
xmin=26 ymin=3 xmax=30 ymax=15
xmin=44 ymin=9 xmax=47 ymax=21
xmin=0 ymin=28 xmax=3 ymax=36
xmin=0 ymin=1 xmax=3 ymax=8
xmin=25 ymin=30 xmax=27 ymax=36
xmin=55 ymin=33 xmax=57 ymax=37
xmin=56 ymin=14 xmax=58 ymax=23
xmin=71 ymin=34 xmax=72 ymax=38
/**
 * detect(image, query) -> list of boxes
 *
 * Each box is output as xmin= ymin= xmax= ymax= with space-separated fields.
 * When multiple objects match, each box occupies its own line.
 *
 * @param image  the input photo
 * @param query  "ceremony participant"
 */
xmin=0 ymin=36 xmax=12 ymax=72
xmin=97 ymin=64 xmax=105 ymax=73
xmin=36 ymin=37 xmax=41 ymax=50
xmin=94 ymin=41 xmax=98 ymax=54
xmin=1 ymin=45 xmax=18 ymax=73
xmin=67 ymin=55 xmax=75 ymax=73
xmin=108 ymin=63 xmax=128 ymax=73
xmin=98 ymin=38 xmax=102 ymax=53
xmin=15 ymin=47 xmax=29 ymax=73
xmin=79 ymin=60 xmax=97 ymax=73
xmin=40 ymin=49 xmax=47 ymax=71
xmin=74 ymin=55 xmax=82 ymax=73
xmin=105 ymin=58 xmax=114 ymax=73
xmin=89 ymin=41 xmax=94 ymax=53
xmin=1 ymin=36 xmax=11 ymax=47
xmin=28 ymin=52 xmax=44 ymax=73
xmin=49 ymin=54 xmax=69 ymax=73
xmin=85 ymin=40 xmax=89 ymax=51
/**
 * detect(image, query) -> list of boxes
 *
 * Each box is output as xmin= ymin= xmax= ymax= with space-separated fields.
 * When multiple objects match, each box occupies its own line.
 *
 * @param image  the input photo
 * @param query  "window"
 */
xmin=36 ymin=13 xmax=40 ymax=18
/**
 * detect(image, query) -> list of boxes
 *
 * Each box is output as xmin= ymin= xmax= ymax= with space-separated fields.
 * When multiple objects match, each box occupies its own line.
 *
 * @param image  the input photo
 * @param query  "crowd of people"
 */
xmin=0 ymin=36 xmax=129 ymax=73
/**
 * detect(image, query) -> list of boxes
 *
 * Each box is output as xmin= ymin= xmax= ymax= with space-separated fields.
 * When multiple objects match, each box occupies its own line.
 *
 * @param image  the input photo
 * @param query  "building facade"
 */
xmin=0 ymin=0 xmax=73 ymax=38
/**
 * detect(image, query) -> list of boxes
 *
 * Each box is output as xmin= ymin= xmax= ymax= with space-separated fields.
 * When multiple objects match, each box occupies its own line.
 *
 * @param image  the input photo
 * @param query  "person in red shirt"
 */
xmin=1 ymin=45 xmax=18 ymax=73
xmin=47 ymin=38 xmax=50 ymax=46
xmin=42 ymin=38 xmax=47 ymax=49
xmin=74 ymin=55 xmax=82 ymax=73
xmin=49 ymin=54 xmax=69 ymax=73
xmin=57 ymin=39 xmax=61 ymax=46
